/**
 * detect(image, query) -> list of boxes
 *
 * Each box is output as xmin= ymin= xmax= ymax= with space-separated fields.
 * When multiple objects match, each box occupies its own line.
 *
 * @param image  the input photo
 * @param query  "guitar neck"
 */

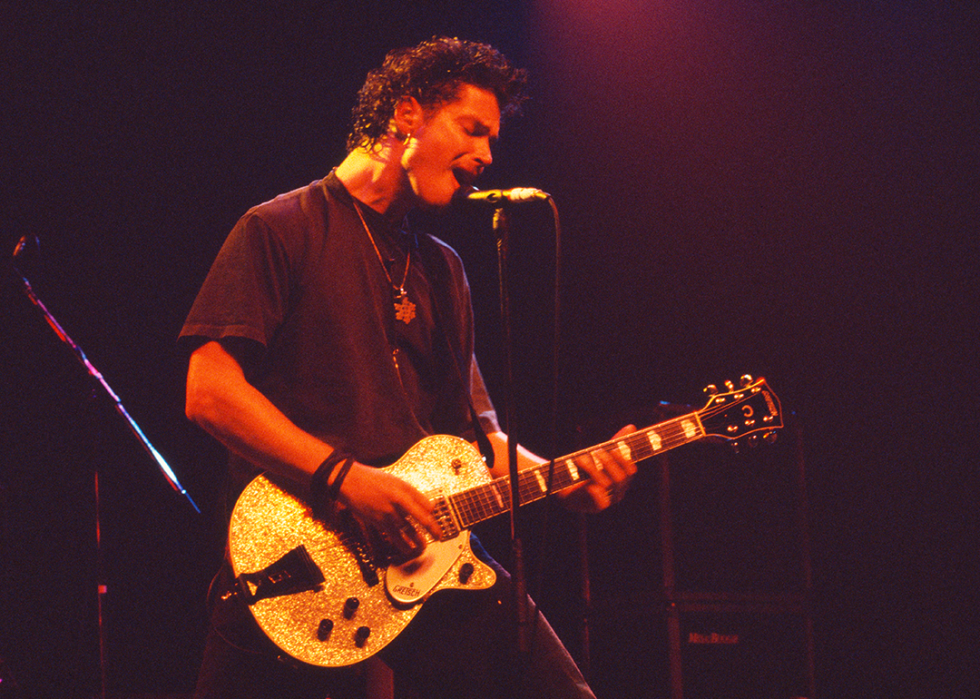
xmin=447 ymin=411 xmax=705 ymax=530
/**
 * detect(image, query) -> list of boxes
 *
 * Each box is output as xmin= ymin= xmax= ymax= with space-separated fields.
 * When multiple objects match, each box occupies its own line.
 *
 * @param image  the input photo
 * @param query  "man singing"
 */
xmin=181 ymin=37 xmax=635 ymax=699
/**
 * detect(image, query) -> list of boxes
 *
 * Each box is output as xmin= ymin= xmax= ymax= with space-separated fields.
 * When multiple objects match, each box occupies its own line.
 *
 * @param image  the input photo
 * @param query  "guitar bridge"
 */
xmin=430 ymin=490 xmax=459 ymax=540
xmin=236 ymin=545 xmax=325 ymax=605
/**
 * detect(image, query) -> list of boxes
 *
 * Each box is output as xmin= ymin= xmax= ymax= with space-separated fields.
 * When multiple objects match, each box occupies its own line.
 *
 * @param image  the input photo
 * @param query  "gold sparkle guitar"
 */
xmin=228 ymin=377 xmax=782 ymax=667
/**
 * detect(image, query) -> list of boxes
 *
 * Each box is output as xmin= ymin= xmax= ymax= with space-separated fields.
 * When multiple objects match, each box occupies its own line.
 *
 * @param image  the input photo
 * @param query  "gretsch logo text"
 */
xmin=392 ymin=584 xmax=422 ymax=598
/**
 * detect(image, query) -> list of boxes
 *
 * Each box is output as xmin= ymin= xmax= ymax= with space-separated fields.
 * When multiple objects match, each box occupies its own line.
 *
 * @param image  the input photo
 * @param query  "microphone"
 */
xmin=463 ymin=187 xmax=550 ymax=205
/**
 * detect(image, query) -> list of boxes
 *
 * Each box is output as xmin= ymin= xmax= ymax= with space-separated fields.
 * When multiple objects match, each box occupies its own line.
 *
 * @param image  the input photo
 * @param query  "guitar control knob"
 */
xmin=459 ymin=562 xmax=475 ymax=584
xmin=355 ymin=626 xmax=371 ymax=648
xmin=343 ymin=597 xmax=360 ymax=619
xmin=764 ymin=430 xmax=778 ymax=444
xmin=317 ymin=619 xmax=334 ymax=641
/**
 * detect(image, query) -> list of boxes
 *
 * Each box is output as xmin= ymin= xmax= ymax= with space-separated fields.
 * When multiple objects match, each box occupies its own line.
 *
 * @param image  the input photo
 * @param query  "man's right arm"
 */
xmin=185 ymin=340 xmax=332 ymax=483
xmin=185 ymin=340 xmax=439 ymax=551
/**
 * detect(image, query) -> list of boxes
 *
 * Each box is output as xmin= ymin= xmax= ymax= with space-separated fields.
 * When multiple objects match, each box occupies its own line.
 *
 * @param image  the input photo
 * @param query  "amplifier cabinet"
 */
xmin=581 ymin=409 xmax=815 ymax=698
xmin=588 ymin=602 xmax=814 ymax=699
xmin=677 ymin=605 xmax=813 ymax=699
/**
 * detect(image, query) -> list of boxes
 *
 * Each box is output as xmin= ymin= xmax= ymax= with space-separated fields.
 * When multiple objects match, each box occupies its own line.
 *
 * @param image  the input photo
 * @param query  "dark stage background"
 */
xmin=2 ymin=3 xmax=977 ymax=698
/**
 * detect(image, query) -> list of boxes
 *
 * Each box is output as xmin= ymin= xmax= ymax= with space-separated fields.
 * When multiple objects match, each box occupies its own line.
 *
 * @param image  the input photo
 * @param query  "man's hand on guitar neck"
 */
xmin=557 ymin=424 xmax=639 ymax=513
xmin=486 ymin=427 xmax=639 ymax=514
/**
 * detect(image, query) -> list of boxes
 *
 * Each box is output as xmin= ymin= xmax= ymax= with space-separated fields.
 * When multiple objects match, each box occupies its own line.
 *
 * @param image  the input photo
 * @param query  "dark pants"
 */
xmin=193 ymin=539 xmax=595 ymax=699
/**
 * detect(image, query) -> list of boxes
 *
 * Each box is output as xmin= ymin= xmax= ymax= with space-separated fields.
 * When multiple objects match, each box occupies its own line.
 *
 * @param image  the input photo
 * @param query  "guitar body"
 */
xmin=228 ymin=435 xmax=497 ymax=668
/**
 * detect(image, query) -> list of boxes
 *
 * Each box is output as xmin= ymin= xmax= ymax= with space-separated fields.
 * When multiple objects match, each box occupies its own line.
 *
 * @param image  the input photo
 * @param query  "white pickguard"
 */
xmin=385 ymin=531 xmax=469 ymax=604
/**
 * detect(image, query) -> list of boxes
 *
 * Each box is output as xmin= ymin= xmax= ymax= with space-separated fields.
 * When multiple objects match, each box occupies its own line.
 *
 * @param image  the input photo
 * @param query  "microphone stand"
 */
xmin=488 ymin=193 xmax=565 ymax=695
xmin=11 ymin=238 xmax=199 ymax=699
xmin=492 ymin=208 xmax=526 ymax=641
xmin=492 ymin=205 xmax=531 ymax=694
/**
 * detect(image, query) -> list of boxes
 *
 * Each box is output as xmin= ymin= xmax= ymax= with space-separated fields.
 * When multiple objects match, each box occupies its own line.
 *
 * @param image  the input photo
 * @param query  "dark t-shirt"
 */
xmin=180 ymin=172 xmax=499 ymax=501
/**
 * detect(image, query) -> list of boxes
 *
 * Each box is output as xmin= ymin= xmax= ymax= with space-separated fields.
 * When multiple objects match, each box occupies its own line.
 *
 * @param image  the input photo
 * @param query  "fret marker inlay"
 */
xmin=533 ymin=469 xmax=547 ymax=492
xmin=648 ymin=431 xmax=662 ymax=451
xmin=617 ymin=442 xmax=632 ymax=461
xmin=566 ymin=459 xmax=579 ymax=480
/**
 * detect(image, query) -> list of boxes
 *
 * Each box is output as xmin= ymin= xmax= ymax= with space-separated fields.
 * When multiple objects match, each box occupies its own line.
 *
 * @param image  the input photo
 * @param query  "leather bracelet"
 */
xmin=310 ymin=451 xmax=350 ymax=517
xmin=326 ymin=456 xmax=356 ymax=503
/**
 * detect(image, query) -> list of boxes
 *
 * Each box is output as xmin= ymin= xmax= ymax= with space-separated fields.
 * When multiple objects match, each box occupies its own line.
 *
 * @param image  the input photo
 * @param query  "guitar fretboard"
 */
xmin=448 ymin=413 xmax=705 ymax=529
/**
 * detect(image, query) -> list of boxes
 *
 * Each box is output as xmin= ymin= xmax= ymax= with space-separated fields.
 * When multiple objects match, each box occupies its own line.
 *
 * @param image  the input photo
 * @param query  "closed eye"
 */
xmin=461 ymin=117 xmax=499 ymax=144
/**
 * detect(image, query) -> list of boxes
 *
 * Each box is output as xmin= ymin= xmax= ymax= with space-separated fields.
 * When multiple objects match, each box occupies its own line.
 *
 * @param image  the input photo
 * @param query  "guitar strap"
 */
xmin=417 ymin=234 xmax=495 ymax=470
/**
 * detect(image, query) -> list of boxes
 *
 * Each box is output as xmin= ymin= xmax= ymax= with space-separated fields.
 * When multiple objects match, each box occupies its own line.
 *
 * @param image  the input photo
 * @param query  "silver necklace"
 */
xmin=352 ymin=199 xmax=416 ymax=324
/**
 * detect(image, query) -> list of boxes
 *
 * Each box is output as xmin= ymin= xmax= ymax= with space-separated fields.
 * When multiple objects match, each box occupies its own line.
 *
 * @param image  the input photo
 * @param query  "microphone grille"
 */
xmin=508 ymin=188 xmax=547 ymax=202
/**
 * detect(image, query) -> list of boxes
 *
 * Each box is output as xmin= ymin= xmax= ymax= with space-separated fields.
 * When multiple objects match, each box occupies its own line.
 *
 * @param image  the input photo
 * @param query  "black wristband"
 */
xmin=326 ymin=456 xmax=356 ymax=503
xmin=310 ymin=451 xmax=350 ymax=515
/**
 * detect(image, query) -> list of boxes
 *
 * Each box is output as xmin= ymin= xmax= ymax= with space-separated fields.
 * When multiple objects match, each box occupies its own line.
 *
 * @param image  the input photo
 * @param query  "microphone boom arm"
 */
xmin=12 ymin=249 xmax=200 ymax=513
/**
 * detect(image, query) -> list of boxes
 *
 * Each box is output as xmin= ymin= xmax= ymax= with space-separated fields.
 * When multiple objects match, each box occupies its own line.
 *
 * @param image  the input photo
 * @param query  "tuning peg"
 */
xmin=704 ymin=384 xmax=719 ymax=396
xmin=724 ymin=380 xmax=736 ymax=391
xmin=739 ymin=374 xmax=754 ymax=387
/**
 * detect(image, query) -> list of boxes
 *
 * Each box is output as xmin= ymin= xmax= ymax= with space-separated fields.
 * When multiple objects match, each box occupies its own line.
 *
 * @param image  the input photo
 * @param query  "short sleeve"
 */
xmin=179 ymin=211 xmax=294 ymax=349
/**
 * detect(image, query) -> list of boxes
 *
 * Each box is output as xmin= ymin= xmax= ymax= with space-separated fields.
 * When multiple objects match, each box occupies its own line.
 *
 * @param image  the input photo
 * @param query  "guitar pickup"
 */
xmin=236 ymin=545 xmax=325 ymax=605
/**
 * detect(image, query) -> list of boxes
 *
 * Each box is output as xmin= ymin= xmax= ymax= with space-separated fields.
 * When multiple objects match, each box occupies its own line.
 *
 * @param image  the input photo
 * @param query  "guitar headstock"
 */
xmin=698 ymin=376 xmax=783 ymax=444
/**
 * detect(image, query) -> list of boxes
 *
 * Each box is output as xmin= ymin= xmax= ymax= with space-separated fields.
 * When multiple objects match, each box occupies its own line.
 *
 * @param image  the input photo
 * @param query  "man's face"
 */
xmin=401 ymin=83 xmax=501 ymax=209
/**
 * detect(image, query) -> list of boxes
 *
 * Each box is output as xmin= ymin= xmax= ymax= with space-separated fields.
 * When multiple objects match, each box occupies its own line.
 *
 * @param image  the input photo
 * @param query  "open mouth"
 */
xmin=452 ymin=168 xmax=477 ymax=189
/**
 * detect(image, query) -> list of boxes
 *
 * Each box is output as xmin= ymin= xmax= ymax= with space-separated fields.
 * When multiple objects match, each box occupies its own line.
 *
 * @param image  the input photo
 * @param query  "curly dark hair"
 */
xmin=347 ymin=37 xmax=528 ymax=151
